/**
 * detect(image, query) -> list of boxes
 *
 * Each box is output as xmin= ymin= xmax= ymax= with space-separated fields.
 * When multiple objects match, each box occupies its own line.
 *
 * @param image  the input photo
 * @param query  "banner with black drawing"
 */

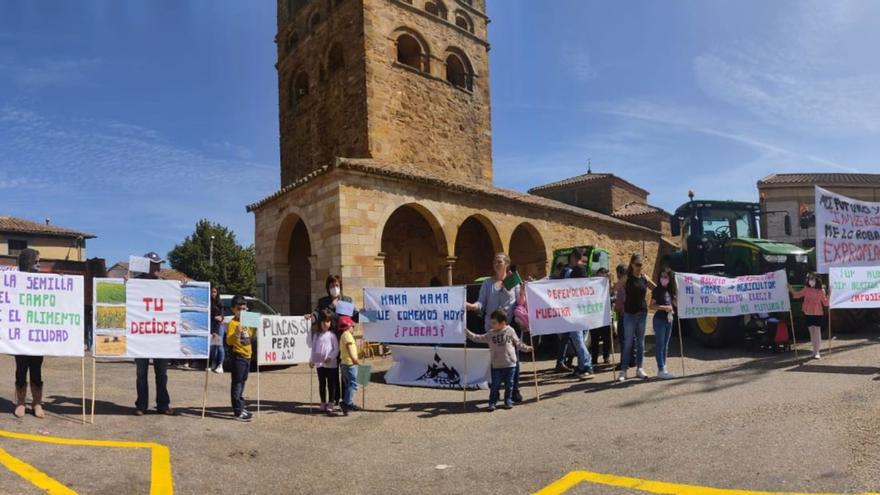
xmin=384 ymin=345 xmax=490 ymax=390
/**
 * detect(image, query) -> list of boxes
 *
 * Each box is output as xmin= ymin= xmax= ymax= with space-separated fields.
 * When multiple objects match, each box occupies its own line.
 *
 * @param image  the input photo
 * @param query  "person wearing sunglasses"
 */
xmin=615 ymin=254 xmax=656 ymax=382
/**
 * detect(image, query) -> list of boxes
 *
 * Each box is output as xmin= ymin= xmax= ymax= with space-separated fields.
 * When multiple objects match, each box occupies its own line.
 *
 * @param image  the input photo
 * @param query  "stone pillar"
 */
xmin=445 ymin=256 xmax=457 ymax=286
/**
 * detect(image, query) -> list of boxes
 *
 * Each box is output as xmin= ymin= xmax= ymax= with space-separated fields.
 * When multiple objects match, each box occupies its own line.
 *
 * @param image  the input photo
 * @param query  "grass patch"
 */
xmin=96 ymin=306 xmax=126 ymax=329
xmin=96 ymin=282 xmax=126 ymax=305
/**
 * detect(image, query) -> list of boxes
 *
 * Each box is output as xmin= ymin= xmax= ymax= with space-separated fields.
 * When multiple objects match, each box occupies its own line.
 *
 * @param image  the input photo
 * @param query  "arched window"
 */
xmin=292 ymin=71 xmax=309 ymax=107
xmin=425 ymin=1 xmax=447 ymax=20
xmin=445 ymin=53 xmax=472 ymax=90
xmin=327 ymin=43 xmax=345 ymax=74
xmin=309 ymin=12 xmax=322 ymax=32
xmin=396 ymin=33 xmax=427 ymax=72
xmin=287 ymin=31 xmax=299 ymax=52
xmin=454 ymin=11 xmax=473 ymax=33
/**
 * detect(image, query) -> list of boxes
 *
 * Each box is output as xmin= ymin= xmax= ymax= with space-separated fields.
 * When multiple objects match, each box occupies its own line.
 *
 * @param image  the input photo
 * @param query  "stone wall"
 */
xmin=363 ymin=0 xmax=493 ymax=184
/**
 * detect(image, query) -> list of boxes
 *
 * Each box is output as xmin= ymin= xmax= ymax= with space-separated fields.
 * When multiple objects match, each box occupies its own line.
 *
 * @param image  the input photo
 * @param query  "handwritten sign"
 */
xmin=815 ymin=186 xmax=880 ymax=274
xmin=128 ymin=255 xmax=152 ymax=274
xmin=0 ymin=271 xmax=84 ymax=357
xmin=257 ymin=316 xmax=311 ymax=365
xmin=93 ymin=278 xmax=210 ymax=358
xmin=829 ymin=266 xmax=880 ymax=309
xmin=362 ymin=287 xmax=465 ymax=344
xmin=240 ymin=311 xmax=261 ymax=329
xmin=675 ymin=270 xmax=790 ymax=319
xmin=524 ymin=277 xmax=611 ymax=336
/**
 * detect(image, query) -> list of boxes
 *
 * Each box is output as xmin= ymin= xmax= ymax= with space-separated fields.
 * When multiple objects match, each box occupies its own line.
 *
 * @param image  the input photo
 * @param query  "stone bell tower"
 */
xmin=276 ymin=0 xmax=492 ymax=187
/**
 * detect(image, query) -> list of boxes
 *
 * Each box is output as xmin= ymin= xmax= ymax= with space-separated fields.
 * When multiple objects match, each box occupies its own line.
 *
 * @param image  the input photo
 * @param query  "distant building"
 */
xmin=0 ymin=216 xmax=95 ymax=261
xmin=757 ymin=173 xmax=880 ymax=248
xmin=106 ymin=262 xmax=190 ymax=282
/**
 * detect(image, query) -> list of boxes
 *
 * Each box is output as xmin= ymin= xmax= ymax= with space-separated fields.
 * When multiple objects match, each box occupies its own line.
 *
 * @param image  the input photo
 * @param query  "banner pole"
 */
xmin=788 ymin=309 xmax=799 ymax=359
xmin=676 ymin=317 xmax=686 ymax=376
xmin=827 ymin=309 xmax=832 ymax=355
xmin=257 ymin=364 xmax=261 ymax=419
xmin=309 ymin=366 xmax=314 ymax=415
xmin=90 ymin=357 xmax=96 ymax=424
xmin=609 ymin=292 xmax=616 ymax=379
xmin=529 ymin=333 xmax=540 ymax=402
xmin=201 ymin=361 xmax=209 ymax=419
xmin=81 ymin=357 xmax=86 ymax=425
xmin=462 ymin=338 xmax=468 ymax=410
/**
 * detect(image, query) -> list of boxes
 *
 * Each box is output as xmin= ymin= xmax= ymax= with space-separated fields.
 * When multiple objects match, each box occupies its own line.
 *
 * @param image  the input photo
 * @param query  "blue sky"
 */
xmin=2 ymin=0 xmax=879 ymax=263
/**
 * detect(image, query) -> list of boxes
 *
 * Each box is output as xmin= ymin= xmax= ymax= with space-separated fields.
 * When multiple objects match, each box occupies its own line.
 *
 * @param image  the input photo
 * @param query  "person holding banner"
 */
xmin=306 ymin=275 xmax=359 ymax=332
xmin=227 ymin=295 xmax=255 ymax=421
xmin=789 ymin=273 xmax=829 ymax=360
xmin=465 ymin=253 xmax=523 ymax=402
xmin=561 ymin=248 xmax=593 ymax=377
xmin=616 ymin=254 xmax=656 ymax=382
xmin=589 ymin=268 xmax=613 ymax=366
xmin=12 ymin=249 xmax=46 ymax=419
xmin=310 ymin=309 xmax=340 ymax=414
xmin=209 ymin=287 xmax=225 ymax=373
xmin=650 ymin=268 xmax=676 ymax=379
xmin=132 ymin=252 xmax=175 ymax=416
xmin=465 ymin=309 xmax=533 ymax=411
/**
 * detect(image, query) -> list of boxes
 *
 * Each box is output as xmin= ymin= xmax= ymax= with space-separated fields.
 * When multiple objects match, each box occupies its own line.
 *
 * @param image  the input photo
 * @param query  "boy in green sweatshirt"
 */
xmin=466 ymin=309 xmax=533 ymax=411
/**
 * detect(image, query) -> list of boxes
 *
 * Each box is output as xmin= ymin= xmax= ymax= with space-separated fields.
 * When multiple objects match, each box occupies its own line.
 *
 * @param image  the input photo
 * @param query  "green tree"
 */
xmin=167 ymin=220 xmax=256 ymax=296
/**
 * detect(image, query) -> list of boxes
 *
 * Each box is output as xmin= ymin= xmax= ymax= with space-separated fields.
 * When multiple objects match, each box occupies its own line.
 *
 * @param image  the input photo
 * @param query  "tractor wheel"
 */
xmin=687 ymin=316 xmax=739 ymax=348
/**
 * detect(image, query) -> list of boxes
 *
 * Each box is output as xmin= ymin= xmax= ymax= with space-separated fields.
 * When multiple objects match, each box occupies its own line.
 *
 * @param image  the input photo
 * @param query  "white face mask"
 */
xmin=329 ymin=287 xmax=341 ymax=298
xmin=808 ymin=279 xmax=816 ymax=288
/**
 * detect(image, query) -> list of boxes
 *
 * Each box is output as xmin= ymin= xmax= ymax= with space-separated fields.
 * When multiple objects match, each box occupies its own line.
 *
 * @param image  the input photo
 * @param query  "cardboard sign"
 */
xmin=675 ymin=270 xmax=790 ymax=319
xmin=128 ymin=255 xmax=152 ymax=274
xmin=335 ymin=300 xmax=355 ymax=317
xmin=815 ymin=186 xmax=880 ymax=274
xmin=384 ymin=345 xmax=490 ymax=390
xmin=356 ymin=363 xmax=373 ymax=387
xmin=257 ymin=316 xmax=311 ymax=365
xmin=0 ymin=271 xmax=84 ymax=357
xmin=362 ymin=287 xmax=466 ymax=344
xmin=525 ymin=277 xmax=611 ymax=336
xmin=93 ymin=278 xmax=210 ymax=359
xmin=240 ymin=311 xmax=261 ymax=329
xmin=829 ymin=266 xmax=880 ymax=309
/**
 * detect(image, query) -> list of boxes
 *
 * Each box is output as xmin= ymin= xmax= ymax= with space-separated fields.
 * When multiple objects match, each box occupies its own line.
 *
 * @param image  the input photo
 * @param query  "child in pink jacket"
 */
xmin=790 ymin=272 xmax=829 ymax=359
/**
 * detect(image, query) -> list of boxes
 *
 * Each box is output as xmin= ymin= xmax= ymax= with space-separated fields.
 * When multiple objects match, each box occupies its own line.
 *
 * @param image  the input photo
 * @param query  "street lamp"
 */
xmin=209 ymin=235 xmax=215 ymax=267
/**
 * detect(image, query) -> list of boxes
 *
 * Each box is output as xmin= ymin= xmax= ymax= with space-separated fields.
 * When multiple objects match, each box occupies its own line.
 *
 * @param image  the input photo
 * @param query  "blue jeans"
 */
xmin=209 ymin=342 xmax=225 ymax=370
xmin=653 ymin=313 xmax=672 ymax=370
xmin=230 ymin=355 xmax=249 ymax=414
xmin=569 ymin=330 xmax=592 ymax=372
xmin=135 ymin=359 xmax=169 ymax=411
xmin=489 ymin=366 xmax=516 ymax=406
xmin=620 ymin=313 xmax=647 ymax=371
xmin=341 ymin=364 xmax=358 ymax=407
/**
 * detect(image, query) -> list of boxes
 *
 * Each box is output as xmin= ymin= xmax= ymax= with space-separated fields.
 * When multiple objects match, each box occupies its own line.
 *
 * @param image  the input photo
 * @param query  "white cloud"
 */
xmin=0 ymin=58 xmax=103 ymax=89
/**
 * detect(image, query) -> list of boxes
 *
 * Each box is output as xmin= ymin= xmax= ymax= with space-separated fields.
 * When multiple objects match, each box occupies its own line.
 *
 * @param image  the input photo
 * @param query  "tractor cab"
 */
xmin=670 ymin=200 xmax=761 ymax=274
xmin=551 ymin=246 xmax=610 ymax=278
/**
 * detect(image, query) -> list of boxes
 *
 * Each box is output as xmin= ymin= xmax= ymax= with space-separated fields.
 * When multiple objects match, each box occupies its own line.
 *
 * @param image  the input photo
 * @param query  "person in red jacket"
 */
xmin=790 ymin=272 xmax=829 ymax=360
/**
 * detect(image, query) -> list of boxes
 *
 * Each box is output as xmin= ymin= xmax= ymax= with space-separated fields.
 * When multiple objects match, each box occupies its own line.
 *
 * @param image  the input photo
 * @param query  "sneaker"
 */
xmin=159 ymin=408 xmax=176 ymax=416
xmin=554 ymin=363 xmax=571 ymax=372
xmin=813 ymin=353 xmax=821 ymax=360
xmin=487 ymin=404 xmax=496 ymax=412
xmin=212 ymin=366 xmax=224 ymax=374
xmin=502 ymin=402 xmax=513 ymax=409
xmin=657 ymin=369 xmax=674 ymax=380
xmin=512 ymin=390 xmax=523 ymax=403
xmin=636 ymin=368 xmax=649 ymax=379
xmin=617 ymin=371 xmax=627 ymax=382
xmin=234 ymin=411 xmax=252 ymax=422
xmin=133 ymin=409 xmax=146 ymax=416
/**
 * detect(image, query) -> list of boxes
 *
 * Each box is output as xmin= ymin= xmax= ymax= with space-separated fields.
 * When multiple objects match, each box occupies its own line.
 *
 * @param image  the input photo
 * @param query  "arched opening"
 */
xmin=288 ymin=220 xmax=312 ymax=315
xmin=509 ymin=223 xmax=548 ymax=281
xmin=381 ymin=204 xmax=447 ymax=287
xmin=292 ymin=71 xmax=309 ymax=107
xmin=454 ymin=11 xmax=473 ymax=32
xmin=309 ymin=11 xmax=322 ymax=32
xmin=425 ymin=1 xmax=447 ymax=19
xmin=287 ymin=30 xmax=299 ymax=51
xmin=396 ymin=33 xmax=427 ymax=72
xmin=453 ymin=216 xmax=501 ymax=285
xmin=327 ymin=43 xmax=345 ymax=74
xmin=445 ymin=53 xmax=471 ymax=90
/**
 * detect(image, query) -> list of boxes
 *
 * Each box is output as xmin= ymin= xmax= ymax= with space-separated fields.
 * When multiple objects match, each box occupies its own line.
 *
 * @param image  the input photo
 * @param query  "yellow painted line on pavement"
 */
xmin=0 ymin=447 xmax=76 ymax=495
xmin=0 ymin=429 xmax=173 ymax=495
xmin=534 ymin=470 xmax=880 ymax=495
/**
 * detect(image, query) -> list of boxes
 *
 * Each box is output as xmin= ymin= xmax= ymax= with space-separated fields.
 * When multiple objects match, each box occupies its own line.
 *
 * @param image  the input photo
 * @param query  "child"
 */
xmin=650 ymin=268 xmax=676 ymax=379
xmin=790 ymin=273 xmax=829 ymax=359
xmin=466 ymin=309 xmax=533 ymax=411
xmin=226 ymin=295 xmax=255 ymax=421
xmin=338 ymin=315 xmax=361 ymax=415
xmin=310 ymin=308 xmax=340 ymax=415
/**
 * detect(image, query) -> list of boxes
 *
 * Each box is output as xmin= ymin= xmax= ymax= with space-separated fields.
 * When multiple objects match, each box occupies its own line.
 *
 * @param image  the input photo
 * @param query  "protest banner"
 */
xmin=258 ymin=315 xmax=311 ymax=366
xmin=524 ymin=277 xmax=611 ymax=336
xmin=92 ymin=278 xmax=210 ymax=359
xmin=829 ymin=266 xmax=880 ymax=309
xmin=0 ymin=271 xmax=84 ymax=357
xmin=362 ymin=287 xmax=466 ymax=344
xmin=675 ymin=270 xmax=790 ymax=319
xmin=384 ymin=346 xmax=491 ymax=390
xmin=815 ymin=186 xmax=880 ymax=274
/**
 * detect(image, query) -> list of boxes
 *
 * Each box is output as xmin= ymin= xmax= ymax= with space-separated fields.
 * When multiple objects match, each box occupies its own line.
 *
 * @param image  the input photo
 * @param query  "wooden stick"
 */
xmin=676 ymin=317 xmax=686 ymax=376
xmin=462 ymin=339 xmax=468 ymax=410
xmin=608 ymin=294 xmax=616 ymax=378
xmin=827 ymin=309 xmax=833 ymax=355
xmin=81 ymin=357 xmax=86 ymax=425
xmin=529 ymin=333 xmax=540 ymax=402
xmin=257 ymin=364 xmax=261 ymax=419
xmin=201 ymin=361 xmax=209 ymax=419
xmin=788 ymin=309 xmax=799 ymax=359
xmin=309 ymin=366 xmax=314 ymax=415
xmin=90 ymin=357 xmax=96 ymax=424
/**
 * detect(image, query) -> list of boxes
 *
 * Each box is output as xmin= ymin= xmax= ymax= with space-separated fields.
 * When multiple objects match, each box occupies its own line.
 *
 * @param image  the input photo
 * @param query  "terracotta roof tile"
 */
xmin=107 ymin=262 xmax=189 ymax=281
xmin=247 ymin=159 xmax=661 ymax=234
xmin=612 ymin=201 xmax=668 ymax=218
xmin=528 ymin=172 xmax=649 ymax=196
xmin=758 ymin=173 xmax=880 ymax=186
xmin=0 ymin=216 xmax=95 ymax=239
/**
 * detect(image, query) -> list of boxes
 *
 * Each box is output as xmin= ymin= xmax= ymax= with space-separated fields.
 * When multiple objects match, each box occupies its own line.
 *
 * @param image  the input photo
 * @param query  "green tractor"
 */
xmin=666 ymin=197 xmax=810 ymax=347
xmin=551 ymin=246 xmax=611 ymax=277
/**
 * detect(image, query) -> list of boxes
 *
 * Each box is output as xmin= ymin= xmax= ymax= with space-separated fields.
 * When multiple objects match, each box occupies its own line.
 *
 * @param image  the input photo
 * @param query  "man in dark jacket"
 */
xmin=133 ymin=252 xmax=174 ymax=416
